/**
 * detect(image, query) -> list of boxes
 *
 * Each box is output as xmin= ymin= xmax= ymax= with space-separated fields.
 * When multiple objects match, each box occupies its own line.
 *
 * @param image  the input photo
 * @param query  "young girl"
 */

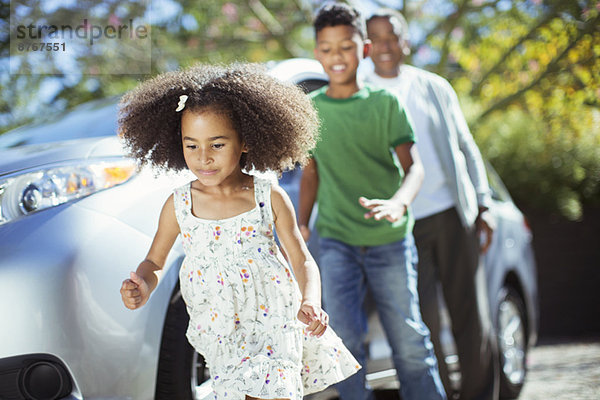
xmin=118 ymin=63 xmax=359 ymax=400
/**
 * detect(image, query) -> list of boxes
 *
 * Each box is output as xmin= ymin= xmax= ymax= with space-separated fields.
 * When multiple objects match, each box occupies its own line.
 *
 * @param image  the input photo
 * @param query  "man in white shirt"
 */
xmin=363 ymin=9 xmax=499 ymax=400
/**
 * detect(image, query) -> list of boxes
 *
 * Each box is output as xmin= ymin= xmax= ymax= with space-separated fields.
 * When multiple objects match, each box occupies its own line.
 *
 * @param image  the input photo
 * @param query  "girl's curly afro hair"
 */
xmin=118 ymin=62 xmax=319 ymax=174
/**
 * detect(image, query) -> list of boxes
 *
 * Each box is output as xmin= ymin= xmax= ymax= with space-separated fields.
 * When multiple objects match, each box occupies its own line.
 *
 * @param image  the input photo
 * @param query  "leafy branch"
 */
xmin=420 ymin=0 xmax=501 ymax=50
xmin=473 ymin=13 xmax=600 ymax=125
xmin=246 ymin=0 xmax=306 ymax=58
xmin=470 ymin=7 xmax=560 ymax=96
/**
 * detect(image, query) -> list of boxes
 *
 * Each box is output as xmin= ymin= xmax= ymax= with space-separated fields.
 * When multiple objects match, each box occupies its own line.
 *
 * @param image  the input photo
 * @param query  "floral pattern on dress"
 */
xmin=174 ymin=176 xmax=360 ymax=399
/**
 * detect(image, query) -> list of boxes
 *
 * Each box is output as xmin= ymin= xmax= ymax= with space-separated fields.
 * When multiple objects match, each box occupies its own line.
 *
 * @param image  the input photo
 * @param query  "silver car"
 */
xmin=0 ymin=58 xmax=537 ymax=400
xmin=0 ymin=97 xmax=211 ymax=399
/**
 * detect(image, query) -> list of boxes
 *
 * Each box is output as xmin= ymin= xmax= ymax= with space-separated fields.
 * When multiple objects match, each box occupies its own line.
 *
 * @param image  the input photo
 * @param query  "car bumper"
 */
xmin=0 ymin=199 xmax=180 ymax=399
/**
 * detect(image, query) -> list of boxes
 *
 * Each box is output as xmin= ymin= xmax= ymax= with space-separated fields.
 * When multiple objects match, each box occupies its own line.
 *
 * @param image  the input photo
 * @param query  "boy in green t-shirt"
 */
xmin=298 ymin=3 xmax=446 ymax=400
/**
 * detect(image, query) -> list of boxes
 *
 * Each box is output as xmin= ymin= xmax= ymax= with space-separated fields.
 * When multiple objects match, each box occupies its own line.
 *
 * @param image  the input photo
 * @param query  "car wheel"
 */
xmin=155 ymin=286 xmax=211 ymax=399
xmin=496 ymin=286 xmax=527 ymax=399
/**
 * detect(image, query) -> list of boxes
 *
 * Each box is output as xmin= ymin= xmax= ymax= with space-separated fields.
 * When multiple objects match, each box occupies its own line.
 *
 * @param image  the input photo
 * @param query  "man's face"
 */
xmin=367 ymin=16 xmax=409 ymax=78
xmin=314 ymin=25 xmax=369 ymax=87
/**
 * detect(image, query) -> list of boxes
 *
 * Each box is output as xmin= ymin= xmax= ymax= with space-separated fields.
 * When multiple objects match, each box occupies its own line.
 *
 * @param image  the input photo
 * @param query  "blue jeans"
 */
xmin=319 ymin=235 xmax=446 ymax=400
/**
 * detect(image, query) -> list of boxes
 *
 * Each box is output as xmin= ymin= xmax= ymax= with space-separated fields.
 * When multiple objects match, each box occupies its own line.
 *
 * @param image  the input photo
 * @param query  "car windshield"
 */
xmin=0 ymin=97 xmax=119 ymax=150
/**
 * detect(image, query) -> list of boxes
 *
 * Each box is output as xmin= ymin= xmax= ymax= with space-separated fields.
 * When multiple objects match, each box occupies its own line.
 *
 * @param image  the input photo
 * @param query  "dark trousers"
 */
xmin=413 ymin=208 xmax=499 ymax=400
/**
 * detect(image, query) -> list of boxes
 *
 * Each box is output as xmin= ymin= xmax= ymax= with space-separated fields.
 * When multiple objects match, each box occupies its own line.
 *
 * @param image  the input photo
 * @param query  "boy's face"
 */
xmin=314 ymin=25 xmax=370 ymax=87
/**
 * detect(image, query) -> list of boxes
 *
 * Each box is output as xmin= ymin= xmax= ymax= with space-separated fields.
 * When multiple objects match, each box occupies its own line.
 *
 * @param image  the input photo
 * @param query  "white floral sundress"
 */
xmin=174 ymin=176 xmax=360 ymax=399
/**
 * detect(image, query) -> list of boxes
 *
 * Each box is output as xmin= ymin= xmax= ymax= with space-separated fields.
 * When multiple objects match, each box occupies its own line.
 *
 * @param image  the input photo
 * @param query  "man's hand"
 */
xmin=120 ymin=271 xmax=151 ymax=310
xmin=359 ymin=196 xmax=407 ymax=223
xmin=298 ymin=300 xmax=328 ymax=337
xmin=476 ymin=209 xmax=496 ymax=254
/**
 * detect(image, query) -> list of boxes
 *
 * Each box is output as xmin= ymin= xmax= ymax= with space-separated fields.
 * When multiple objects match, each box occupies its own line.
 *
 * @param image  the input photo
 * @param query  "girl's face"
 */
xmin=314 ymin=25 xmax=370 ymax=87
xmin=181 ymin=109 xmax=247 ymax=186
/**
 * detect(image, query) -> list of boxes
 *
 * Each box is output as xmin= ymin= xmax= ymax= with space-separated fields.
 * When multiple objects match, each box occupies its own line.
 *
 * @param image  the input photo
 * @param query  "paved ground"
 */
xmin=315 ymin=337 xmax=600 ymax=400
xmin=518 ymin=337 xmax=600 ymax=400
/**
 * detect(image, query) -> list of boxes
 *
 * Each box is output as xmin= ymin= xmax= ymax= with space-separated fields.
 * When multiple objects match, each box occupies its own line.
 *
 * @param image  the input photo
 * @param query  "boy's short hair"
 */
xmin=366 ymin=8 xmax=410 ymax=42
xmin=313 ymin=2 xmax=366 ymax=39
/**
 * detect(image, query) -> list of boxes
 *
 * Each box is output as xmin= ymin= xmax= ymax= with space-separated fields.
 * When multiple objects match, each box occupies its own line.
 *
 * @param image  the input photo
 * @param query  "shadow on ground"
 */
xmin=374 ymin=390 xmax=401 ymax=399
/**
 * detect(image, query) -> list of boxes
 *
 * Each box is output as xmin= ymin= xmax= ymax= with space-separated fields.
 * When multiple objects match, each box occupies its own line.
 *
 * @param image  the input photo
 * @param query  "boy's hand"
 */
xmin=359 ymin=196 xmax=407 ymax=223
xmin=299 ymin=225 xmax=311 ymax=242
xmin=120 ymin=271 xmax=150 ymax=310
xmin=298 ymin=300 xmax=328 ymax=337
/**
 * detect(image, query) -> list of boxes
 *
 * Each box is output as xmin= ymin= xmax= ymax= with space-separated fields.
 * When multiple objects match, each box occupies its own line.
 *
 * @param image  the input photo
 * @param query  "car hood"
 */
xmin=0 ymin=136 xmax=127 ymax=176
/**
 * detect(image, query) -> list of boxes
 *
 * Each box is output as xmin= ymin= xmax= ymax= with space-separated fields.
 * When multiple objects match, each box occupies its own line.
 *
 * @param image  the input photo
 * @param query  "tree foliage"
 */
xmin=0 ymin=0 xmax=315 ymax=131
xmin=398 ymin=0 xmax=600 ymax=220
xmin=1 ymin=0 xmax=598 ymax=220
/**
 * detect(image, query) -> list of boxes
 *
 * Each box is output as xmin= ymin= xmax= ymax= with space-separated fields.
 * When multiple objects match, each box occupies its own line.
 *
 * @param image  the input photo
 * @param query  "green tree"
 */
xmin=0 ymin=0 xmax=315 ymax=132
xmin=2 ymin=0 xmax=599 ymax=220
xmin=398 ymin=0 xmax=600 ymax=220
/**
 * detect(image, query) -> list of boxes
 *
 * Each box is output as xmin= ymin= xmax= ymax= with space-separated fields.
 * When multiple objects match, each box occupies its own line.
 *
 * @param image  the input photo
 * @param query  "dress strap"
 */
xmin=253 ymin=176 xmax=275 ymax=227
xmin=172 ymin=182 xmax=192 ymax=228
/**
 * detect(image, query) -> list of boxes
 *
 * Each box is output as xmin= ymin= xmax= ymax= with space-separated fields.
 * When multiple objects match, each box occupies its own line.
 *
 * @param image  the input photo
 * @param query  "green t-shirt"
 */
xmin=310 ymin=85 xmax=416 ymax=246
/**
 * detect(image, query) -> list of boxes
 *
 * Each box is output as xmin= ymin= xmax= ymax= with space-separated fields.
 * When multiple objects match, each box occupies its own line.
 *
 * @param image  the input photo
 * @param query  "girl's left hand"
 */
xmin=298 ymin=300 xmax=328 ymax=337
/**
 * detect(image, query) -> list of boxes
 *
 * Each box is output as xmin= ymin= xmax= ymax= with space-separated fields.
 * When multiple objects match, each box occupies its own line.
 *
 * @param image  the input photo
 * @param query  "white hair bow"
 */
xmin=175 ymin=95 xmax=188 ymax=112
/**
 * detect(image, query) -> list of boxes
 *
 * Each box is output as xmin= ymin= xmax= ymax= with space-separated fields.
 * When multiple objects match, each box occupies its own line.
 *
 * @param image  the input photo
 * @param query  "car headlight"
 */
xmin=0 ymin=158 xmax=137 ymax=225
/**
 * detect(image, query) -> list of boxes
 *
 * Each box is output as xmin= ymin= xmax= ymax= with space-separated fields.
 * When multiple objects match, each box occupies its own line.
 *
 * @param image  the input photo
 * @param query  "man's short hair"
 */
xmin=366 ymin=8 xmax=410 ymax=42
xmin=314 ymin=2 xmax=366 ymax=39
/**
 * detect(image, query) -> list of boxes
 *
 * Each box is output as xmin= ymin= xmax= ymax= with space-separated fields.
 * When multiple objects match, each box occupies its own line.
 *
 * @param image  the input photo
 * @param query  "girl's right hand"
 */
xmin=120 ymin=271 xmax=150 ymax=310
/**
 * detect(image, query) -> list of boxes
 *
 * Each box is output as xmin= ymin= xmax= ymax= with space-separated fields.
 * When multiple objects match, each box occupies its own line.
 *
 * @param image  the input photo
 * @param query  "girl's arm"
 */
xmin=360 ymin=142 xmax=424 ymax=222
xmin=298 ymin=158 xmax=319 ymax=241
xmin=271 ymin=184 xmax=328 ymax=337
xmin=121 ymin=194 xmax=180 ymax=310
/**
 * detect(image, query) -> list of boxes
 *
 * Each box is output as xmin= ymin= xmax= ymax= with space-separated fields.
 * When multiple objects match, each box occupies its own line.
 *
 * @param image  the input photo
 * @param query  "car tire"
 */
xmin=155 ymin=285 xmax=209 ymax=399
xmin=496 ymin=286 xmax=528 ymax=399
